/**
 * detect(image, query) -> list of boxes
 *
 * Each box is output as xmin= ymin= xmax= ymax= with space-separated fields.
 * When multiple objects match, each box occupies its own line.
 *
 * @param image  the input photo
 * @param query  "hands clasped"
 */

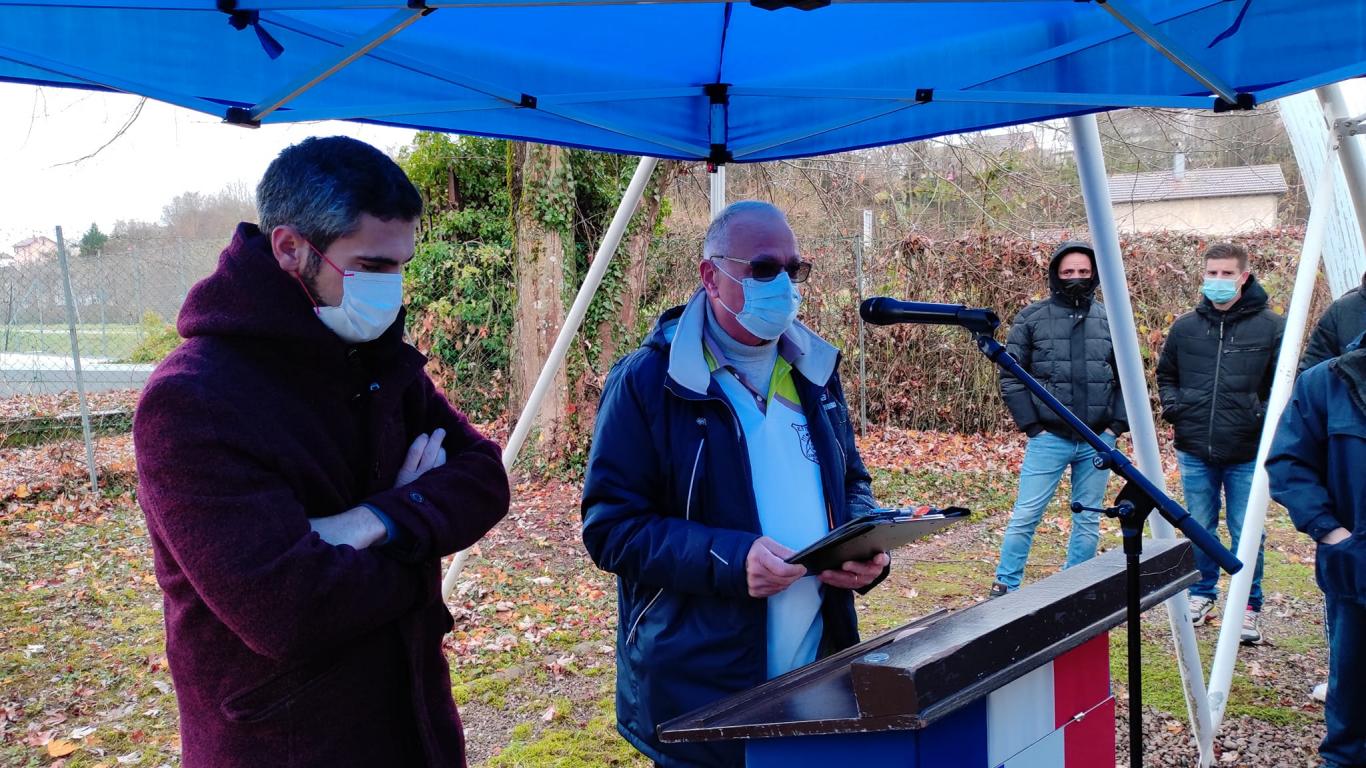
xmin=745 ymin=536 xmax=889 ymax=598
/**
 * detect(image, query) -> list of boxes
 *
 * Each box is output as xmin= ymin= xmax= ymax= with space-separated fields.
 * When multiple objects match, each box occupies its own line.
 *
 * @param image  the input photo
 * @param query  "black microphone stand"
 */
xmin=866 ymin=301 xmax=1241 ymax=768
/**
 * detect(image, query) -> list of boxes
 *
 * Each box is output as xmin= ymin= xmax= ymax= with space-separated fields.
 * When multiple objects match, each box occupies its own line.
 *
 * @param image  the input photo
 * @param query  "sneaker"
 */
xmin=1240 ymin=607 xmax=1263 ymax=644
xmin=1311 ymin=683 xmax=1328 ymax=702
xmin=1189 ymin=595 xmax=1215 ymax=625
xmin=988 ymin=581 xmax=1009 ymax=599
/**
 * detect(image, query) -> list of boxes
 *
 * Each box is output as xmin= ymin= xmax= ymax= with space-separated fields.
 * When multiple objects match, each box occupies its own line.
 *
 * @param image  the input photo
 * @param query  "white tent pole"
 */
xmin=1316 ymin=84 xmax=1366 ymax=252
xmin=709 ymin=164 xmax=727 ymax=219
xmin=1278 ymin=90 xmax=1366 ymax=298
xmin=1068 ymin=113 xmax=1215 ymax=766
xmin=1205 ymin=144 xmax=1336 ymax=735
xmin=440 ymin=155 xmax=659 ymax=599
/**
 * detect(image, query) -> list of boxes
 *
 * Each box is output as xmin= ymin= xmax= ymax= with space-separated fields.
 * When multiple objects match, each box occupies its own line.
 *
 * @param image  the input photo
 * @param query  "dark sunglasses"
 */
xmin=711 ymin=255 xmax=813 ymax=284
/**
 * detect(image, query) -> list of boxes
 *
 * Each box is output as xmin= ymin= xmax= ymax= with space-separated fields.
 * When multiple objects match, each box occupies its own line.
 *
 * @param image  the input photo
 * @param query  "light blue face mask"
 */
xmin=1202 ymin=277 xmax=1240 ymax=305
xmin=714 ymin=265 xmax=802 ymax=341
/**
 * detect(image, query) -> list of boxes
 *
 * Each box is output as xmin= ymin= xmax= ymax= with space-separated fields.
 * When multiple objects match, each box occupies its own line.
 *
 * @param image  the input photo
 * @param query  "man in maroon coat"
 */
xmin=133 ymin=136 xmax=510 ymax=767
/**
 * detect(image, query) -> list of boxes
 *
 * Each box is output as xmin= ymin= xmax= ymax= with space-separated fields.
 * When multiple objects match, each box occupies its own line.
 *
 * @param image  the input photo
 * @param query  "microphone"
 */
xmin=860 ymin=297 xmax=1000 ymax=334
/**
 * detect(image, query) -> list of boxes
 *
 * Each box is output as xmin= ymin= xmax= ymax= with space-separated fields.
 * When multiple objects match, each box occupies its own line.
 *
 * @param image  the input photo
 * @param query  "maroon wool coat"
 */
xmin=133 ymin=223 xmax=510 ymax=768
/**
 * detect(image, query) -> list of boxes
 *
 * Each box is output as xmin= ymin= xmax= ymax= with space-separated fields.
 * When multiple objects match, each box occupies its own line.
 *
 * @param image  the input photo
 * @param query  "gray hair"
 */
xmin=702 ymin=200 xmax=786 ymax=261
xmin=256 ymin=136 xmax=422 ymax=255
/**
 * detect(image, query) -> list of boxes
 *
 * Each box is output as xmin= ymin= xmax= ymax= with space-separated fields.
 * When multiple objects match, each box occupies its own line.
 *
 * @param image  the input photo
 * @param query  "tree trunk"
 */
xmin=597 ymin=160 xmax=680 ymax=365
xmin=509 ymin=141 xmax=573 ymax=450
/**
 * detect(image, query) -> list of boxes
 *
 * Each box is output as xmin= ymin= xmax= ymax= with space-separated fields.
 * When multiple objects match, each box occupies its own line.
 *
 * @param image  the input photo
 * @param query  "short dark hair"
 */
xmin=1202 ymin=242 xmax=1248 ymax=273
xmin=256 ymin=136 xmax=422 ymax=253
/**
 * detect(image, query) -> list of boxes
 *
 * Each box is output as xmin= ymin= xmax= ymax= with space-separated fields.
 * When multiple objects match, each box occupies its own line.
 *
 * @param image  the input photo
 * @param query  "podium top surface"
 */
xmin=659 ymin=538 xmax=1196 ymax=743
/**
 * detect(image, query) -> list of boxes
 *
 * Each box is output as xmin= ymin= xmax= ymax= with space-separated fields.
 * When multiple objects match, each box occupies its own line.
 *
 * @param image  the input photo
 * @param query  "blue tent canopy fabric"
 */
xmin=1 ymin=0 xmax=1364 ymax=161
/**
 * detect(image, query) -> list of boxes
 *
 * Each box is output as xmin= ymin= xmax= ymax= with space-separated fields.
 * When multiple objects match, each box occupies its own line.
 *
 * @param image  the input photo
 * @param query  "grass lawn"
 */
xmin=2 ymin=325 xmax=145 ymax=361
xmin=0 ymin=428 xmax=1330 ymax=767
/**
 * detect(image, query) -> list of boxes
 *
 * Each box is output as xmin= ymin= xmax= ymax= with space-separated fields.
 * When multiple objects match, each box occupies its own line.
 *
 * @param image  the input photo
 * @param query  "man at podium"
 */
xmin=582 ymin=201 xmax=890 ymax=767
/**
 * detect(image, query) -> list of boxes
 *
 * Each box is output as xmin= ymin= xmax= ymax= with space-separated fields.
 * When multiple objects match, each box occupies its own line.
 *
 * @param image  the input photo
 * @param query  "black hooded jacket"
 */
xmin=1157 ymin=275 xmax=1285 ymax=464
xmin=1000 ymin=242 xmax=1128 ymax=440
xmin=1299 ymin=271 xmax=1366 ymax=373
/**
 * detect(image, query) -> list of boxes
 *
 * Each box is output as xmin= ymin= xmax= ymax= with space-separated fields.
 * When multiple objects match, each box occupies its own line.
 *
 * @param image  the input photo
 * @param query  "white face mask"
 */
xmin=316 ymin=270 xmax=404 ymax=343
xmin=298 ymin=240 xmax=404 ymax=343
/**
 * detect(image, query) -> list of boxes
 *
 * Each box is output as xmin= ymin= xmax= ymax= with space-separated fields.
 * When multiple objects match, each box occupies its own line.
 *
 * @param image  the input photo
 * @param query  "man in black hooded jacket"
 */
xmin=1299 ymin=270 xmax=1366 ymax=374
xmin=991 ymin=241 xmax=1127 ymax=597
xmin=1157 ymin=242 xmax=1284 ymax=644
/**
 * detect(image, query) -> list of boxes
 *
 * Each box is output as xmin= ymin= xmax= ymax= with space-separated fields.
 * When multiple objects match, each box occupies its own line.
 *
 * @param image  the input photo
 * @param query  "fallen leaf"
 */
xmin=47 ymin=739 xmax=78 ymax=757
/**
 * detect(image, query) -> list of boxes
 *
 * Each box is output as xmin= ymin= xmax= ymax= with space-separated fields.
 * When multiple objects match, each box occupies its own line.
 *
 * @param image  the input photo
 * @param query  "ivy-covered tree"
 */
xmin=397 ymin=132 xmax=675 ymax=463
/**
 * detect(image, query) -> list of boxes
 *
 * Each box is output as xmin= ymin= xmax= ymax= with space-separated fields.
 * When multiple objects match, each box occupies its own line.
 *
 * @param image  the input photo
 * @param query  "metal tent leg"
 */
xmin=709 ymin=163 xmax=727 ymax=218
xmin=440 ymin=155 xmax=660 ymax=600
xmin=1205 ymin=145 xmax=1337 ymax=739
xmin=1316 ymin=84 xmax=1366 ymax=257
xmin=1068 ymin=113 xmax=1215 ymax=767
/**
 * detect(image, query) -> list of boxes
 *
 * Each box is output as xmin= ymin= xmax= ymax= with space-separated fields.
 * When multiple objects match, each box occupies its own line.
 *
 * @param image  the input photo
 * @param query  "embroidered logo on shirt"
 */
xmin=791 ymin=424 xmax=819 ymax=463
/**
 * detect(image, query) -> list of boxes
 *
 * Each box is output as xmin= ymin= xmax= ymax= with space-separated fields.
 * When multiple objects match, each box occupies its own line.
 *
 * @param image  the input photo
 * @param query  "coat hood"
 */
xmin=1047 ymin=241 xmax=1099 ymax=308
xmin=177 ymin=222 xmax=405 ymax=353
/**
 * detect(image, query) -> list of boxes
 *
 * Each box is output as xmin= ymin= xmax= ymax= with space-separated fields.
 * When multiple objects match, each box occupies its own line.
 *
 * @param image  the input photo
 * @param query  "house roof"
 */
xmin=1108 ymin=164 xmax=1289 ymax=204
xmin=13 ymin=235 xmax=55 ymax=250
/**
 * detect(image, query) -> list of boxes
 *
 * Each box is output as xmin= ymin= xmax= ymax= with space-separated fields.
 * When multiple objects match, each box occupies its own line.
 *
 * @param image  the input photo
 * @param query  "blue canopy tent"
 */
xmin=2 ymin=1 xmax=1365 ymax=161
xmin=5 ymin=2 xmax=1365 ymax=764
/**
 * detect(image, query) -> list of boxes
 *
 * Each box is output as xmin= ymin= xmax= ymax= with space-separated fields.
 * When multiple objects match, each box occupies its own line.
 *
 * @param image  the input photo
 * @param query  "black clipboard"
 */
xmin=785 ymin=506 xmax=971 ymax=573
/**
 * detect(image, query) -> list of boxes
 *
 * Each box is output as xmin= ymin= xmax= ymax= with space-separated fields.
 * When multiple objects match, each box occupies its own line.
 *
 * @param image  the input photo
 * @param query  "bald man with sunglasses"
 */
xmin=582 ymin=201 xmax=889 ymax=767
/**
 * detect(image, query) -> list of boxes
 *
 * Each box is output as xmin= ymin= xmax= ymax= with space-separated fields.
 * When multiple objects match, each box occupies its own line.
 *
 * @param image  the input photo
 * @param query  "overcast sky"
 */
xmin=0 ymin=82 xmax=416 ymax=251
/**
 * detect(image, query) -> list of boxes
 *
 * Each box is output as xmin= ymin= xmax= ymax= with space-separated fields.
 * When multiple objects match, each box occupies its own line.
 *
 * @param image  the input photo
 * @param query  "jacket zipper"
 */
xmin=1207 ymin=318 xmax=1225 ymax=459
xmin=625 ymin=590 xmax=661 ymax=646
xmin=628 ymin=435 xmax=707 ymax=647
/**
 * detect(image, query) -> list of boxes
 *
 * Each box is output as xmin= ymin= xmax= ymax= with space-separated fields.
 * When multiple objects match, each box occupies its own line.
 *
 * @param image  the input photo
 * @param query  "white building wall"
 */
xmin=1113 ymin=195 xmax=1280 ymax=236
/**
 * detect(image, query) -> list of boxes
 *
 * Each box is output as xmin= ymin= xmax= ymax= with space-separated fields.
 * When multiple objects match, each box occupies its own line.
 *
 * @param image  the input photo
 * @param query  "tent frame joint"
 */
xmin=915 ymin=88 xmax=933 ymax=103
xmin=223 ymin=106 xmax=261 ymax=128
xmin=519 ymin=93 xmax=538 ymax=109
xmin=1213 ymin=92 xmax=1256 ymax=112
xmin=1334 ymin=114 xmax=1366 ymax=138
xmin=706 ymin=82 xmax=732 ymax=166
xmin=750 ymin=0 xmax=831 ymax=11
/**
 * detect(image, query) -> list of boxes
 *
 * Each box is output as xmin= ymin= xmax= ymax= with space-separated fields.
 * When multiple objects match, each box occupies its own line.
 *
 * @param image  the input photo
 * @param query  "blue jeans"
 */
xmin=994 ymin=431 xmax=1115 ymax=590
xmin=1322 ymin=593 xmax=1366 ymax=767
xmin=1176 ymin=451 xmax=1265 ymax=611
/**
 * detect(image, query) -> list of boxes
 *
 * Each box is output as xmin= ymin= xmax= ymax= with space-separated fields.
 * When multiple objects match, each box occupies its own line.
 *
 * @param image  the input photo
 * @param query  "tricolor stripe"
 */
xmin=986 ymin=633 xmax=1114 ymax=767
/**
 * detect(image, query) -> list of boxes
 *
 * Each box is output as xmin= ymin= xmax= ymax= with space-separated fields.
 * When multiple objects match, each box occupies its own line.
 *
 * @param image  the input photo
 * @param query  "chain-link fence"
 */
xmin=1 ymin=219 xmax=1320 ymax=482
xmin=0 ymin=233 xmax=223 ymax=462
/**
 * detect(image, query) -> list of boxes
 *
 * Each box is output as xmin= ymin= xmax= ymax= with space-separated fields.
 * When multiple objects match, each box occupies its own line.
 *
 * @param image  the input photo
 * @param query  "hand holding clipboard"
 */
xmin=785 ymin=506 xmax=971 ymax=574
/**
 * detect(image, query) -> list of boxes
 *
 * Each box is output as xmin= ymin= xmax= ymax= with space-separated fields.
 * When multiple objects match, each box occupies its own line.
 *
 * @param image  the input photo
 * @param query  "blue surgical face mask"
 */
xmin=1201 ymin=277 xmax=1240 ymax=305
xmin=713 ymin=265 xmax=801 ymax=341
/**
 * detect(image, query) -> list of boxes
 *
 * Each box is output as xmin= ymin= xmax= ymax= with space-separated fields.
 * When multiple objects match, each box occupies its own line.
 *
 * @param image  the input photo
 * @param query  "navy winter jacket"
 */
xmin=581 ymin=299 xmax=877 ymax=767
xmin=1267 ymin=334 xmax=1366 ymax=604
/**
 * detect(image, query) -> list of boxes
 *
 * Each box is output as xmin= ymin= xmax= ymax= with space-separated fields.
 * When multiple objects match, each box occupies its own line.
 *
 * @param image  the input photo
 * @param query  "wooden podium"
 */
xmin=659 ymin=538 xmax=1197 ymax=768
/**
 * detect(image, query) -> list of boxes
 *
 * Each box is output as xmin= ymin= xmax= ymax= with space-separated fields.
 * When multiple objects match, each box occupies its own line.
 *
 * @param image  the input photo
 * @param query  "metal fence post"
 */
xmin=858 ymin=210 xmax=872 ymax=434
xmin=55 ymin=226 xmax=100 ymax=493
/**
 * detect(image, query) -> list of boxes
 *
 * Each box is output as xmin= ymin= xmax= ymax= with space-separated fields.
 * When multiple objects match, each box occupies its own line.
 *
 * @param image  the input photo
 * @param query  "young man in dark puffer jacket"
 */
xmin=1157 ymin=242 xmax=1284 ymax=643
xmin=991 ymin=241 xmax=1127 ymax=597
